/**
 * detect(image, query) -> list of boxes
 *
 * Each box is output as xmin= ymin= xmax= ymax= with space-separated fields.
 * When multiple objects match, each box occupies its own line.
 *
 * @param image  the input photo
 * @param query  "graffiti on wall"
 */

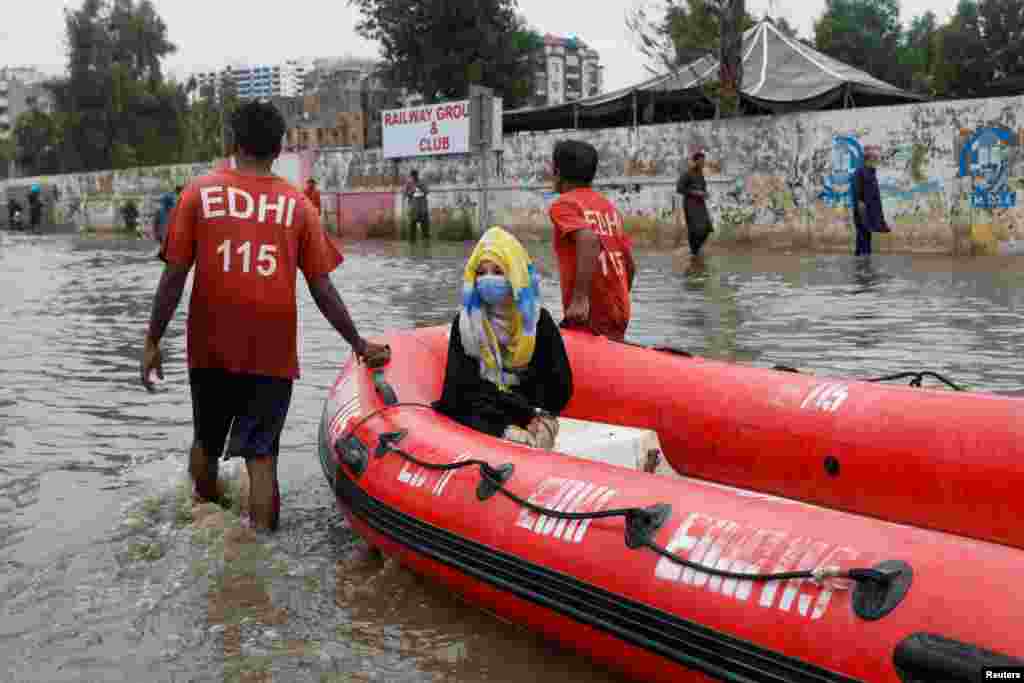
xmin=819 ymin=135 xmax=863 ymax=208
xmin=958 ymin=126 xmax=1018 ymax=209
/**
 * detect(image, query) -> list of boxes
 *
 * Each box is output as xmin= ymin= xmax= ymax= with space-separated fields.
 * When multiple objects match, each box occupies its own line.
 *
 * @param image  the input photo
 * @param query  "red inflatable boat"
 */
xmin=318 ymin=327 xmax=1024 ymax=682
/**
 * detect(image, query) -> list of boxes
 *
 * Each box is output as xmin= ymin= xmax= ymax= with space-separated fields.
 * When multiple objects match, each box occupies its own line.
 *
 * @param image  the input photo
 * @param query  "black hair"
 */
xmin=307 ymin=177 xmax=317 ymax=185
xmin=175 ymin=185 xmax=183 ymax=193
xmin=553 ymin=139 xmax=598 ymax=185
xmin=410 ymin=169 xmax=419 ymax=178
xmin=692 ymin=151 xmax=706 ymax=161
xmin=230 ymin=100 xmax=286 ymax=160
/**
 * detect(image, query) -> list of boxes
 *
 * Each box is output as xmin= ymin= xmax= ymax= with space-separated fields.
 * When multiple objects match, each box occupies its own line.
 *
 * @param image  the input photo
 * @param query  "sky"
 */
xmin=1 ymin=0 xmax=964 ymax=93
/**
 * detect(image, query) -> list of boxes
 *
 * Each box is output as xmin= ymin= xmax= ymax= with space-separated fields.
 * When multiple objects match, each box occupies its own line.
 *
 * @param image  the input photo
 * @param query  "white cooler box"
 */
xmin=554 ymin=417 xmax=673 ymax=476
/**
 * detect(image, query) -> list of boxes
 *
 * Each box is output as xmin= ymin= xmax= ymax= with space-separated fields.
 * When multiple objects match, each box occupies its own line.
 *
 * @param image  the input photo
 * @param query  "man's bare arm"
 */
xmin=146 ymin=263 xmax=190 ymax=344
xmin=570 ymin=230 xmax=602 ymax=302
xmin=307 ymin=273 xmax=366 ymax=354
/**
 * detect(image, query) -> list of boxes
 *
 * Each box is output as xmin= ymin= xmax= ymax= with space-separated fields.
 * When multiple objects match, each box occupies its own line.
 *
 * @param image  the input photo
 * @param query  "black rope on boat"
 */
xmin=624 ymin=340 xmax=965 ymax=391
xmin=863 ymin=371 xmax=964 ymax=391
xmin=772 ymin=365 xmax=965 ymax=391
xmin=337 ymin=403 xmax=898 ymax=588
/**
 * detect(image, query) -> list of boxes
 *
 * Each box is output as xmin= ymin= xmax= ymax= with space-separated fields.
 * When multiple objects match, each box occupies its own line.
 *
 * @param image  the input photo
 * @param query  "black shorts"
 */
xmin=189 ymin=369 xmax=294 ymax=461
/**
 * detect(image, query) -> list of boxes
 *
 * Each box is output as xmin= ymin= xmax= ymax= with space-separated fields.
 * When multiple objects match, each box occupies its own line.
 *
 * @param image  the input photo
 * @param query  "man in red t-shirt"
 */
xmin=140 ymin=101 xmax=389 ymax=532
xmin=548 ymin=140 xmax=636 ymax=342
xmin=304 ymin=178 xmax=322 ymax=216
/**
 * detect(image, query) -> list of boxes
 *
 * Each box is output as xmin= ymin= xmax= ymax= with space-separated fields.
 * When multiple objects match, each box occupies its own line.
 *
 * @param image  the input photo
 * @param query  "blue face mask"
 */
xmin=476 ymin=274 xmax=512 ymax=305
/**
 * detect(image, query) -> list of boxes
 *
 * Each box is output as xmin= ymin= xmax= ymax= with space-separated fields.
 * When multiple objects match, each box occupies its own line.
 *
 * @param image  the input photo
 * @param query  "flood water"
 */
xmin=1 ymin=230 xmax=1022 ymax=682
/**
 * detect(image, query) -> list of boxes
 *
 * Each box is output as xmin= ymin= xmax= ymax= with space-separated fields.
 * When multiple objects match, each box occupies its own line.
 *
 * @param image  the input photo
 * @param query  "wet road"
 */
xmin=1 ymin=230 xmax=1022 ymax=682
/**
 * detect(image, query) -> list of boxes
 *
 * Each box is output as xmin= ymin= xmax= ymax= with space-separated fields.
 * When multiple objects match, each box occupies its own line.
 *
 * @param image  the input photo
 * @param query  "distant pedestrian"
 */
xmin=28 ymin=185 xmax=42 ymax=231
xmin=676 ymin=151 xmax=714 ymax=257
xmin=852 ymin=145 xmax=889 ymax=256
xmin=549 ymin=139 xmax=636 ymax=342
xmin=153 ymin=185 xmax=182 ymax=245
xmin=7 ymin=197 xmax=23 ymax=230
xmin=304 ymin=178 xmax=322 ymax=217
xmin=404 ymin=170 xmax=430 ymax=240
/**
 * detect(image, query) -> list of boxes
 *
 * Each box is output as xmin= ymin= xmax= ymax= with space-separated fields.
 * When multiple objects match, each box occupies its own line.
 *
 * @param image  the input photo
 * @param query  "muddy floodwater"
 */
xmin=2 ymin=231 xmax=1022 ymax=682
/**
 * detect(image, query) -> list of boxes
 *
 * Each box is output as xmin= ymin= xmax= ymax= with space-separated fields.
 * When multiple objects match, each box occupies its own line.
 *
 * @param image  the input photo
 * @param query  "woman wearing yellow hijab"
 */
xmin=433 ymin=227 xmax=572 ymax=449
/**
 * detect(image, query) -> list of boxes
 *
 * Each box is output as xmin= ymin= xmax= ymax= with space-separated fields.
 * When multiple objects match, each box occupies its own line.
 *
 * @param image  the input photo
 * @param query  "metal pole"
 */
xmin=479 ymin=99 xmax=490 ymax=237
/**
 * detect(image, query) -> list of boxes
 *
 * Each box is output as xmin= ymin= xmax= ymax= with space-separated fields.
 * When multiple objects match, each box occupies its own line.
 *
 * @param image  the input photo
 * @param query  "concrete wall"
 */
xmin=4 ymin=95 xmax=1023 ymax=254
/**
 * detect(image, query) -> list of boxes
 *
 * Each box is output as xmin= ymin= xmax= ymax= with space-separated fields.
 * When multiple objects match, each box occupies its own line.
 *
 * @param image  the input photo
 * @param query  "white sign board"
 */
xmin=492 ymin=96 xmax=504 ymax=151
xmin=382 ymin=100 xmax=471 ymax=159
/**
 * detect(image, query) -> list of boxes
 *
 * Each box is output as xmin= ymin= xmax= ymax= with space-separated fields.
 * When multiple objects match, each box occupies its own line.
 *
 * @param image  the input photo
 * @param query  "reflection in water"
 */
xmin=1 ymin=233 xmax=1024 ymax=682
xmin=852 ymin=257 xmax=882 ymax=294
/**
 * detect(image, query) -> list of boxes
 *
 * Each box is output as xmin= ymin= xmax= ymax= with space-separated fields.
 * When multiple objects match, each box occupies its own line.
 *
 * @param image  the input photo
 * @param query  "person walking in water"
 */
xmin=548 ymin=139 xmax=636 ymax=342
xmin=676 ymin=151 xmax=714 ymax=257
xmin=404 ymin=169 xmax=430 ymax=240
xmin=140 ymin=100 xmax=390 ymax=532
xmin=153 ymin=185 xmax=182 ymax=245
xmin=852 ymin=145 xmax=889 ymax=256
xmin=28 ymin=185 xmax=43 ymax=231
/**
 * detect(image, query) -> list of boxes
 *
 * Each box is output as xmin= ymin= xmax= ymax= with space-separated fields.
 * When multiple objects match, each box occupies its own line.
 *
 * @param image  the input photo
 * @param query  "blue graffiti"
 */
xmin=819 ymin=136 xmax=863 ymax=208
xmin=959 ymin=127 xmax=1017 ymax=209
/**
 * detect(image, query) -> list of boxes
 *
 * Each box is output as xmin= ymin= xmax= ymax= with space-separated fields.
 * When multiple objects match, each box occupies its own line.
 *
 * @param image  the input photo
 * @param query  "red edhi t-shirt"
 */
xmin=549 ymin=188 xmax=633 ymax=340
xmin=161 ymin=168 xmax=343 ymax=380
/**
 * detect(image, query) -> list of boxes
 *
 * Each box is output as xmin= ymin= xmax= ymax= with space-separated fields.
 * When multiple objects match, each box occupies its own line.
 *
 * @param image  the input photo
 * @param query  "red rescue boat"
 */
xmin=317 ymin=327 xmax=1024 ymax=683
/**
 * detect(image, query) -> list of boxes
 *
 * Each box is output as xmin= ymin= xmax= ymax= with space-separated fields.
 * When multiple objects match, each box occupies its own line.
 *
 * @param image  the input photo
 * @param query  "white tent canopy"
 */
xmin=505 ymin=20 xmax=923 ymax=132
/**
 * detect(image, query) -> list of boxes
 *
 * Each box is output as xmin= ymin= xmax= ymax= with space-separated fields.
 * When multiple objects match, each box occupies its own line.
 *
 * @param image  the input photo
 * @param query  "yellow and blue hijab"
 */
xmin=458 ymin=227 xmax=541 ymax=391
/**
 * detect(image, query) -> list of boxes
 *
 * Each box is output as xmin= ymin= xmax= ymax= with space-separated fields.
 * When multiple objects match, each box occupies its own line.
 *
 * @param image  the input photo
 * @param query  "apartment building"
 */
xmin=193 ymin=59 xmax=311 ymax=101
xmin=526 ymin=34 xmax=604 ymax=108
xmin=0 ymin=67 xmax=55 ymax=139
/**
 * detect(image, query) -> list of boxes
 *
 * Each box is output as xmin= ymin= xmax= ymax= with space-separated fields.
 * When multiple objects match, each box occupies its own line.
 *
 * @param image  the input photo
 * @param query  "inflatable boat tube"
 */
xmin=317 ymin=327 xmax=1024 ymax=682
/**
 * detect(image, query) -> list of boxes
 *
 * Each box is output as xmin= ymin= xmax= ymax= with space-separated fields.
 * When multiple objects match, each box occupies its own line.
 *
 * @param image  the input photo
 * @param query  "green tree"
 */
xmin=14 ymin=110 xmax=62 ymax=176
xmin=627 ymin=0 xmax=755 ymax=117
xmin=183 ymin=80 xmax=239 ymax=162
xmin=0 ymin=137 xmax=14 ymax=178
xmin=49 ymin=0 xmax=184 ymax=172
xmin=895 ymin=11 xmax=941 ymax=94
xmin=628 ymin=0 xmax=757 ymax=70
xmin=351 ymin=0 xmax=538 ymax=107
xmin=936 ymin=0 xmax=1024 ymax=97
xmin=813 ymin=0 xmax=903 ymax=85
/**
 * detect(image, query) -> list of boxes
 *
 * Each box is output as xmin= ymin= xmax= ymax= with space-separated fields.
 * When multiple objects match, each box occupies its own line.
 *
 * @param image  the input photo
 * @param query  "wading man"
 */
xmin=549 ymin=139 xmax=636 ymax=342
xmin=140 ymin=100 xmax=389 ymax=531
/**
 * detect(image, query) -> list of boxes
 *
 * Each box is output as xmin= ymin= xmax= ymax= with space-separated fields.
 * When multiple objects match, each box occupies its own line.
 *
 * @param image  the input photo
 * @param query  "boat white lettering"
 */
xmin=516 ymin=478 xmax=566 ymax=531
xmin=534 ymin=479 xmax=579 ymax=533
xmin=801 ymin=382 xmax=849 ymax=413
xmin=704 ymin=521 xmax=742 ymax=592
xmin=572 ymin=488 xmax=617 ymax=543
xmin=780 ymin=540 xmax=831 ymax=613
xmin=541 ymin=480 xmax=589 ymax=535
xmin=656 ymin=513 xmax=854 ymax=620
xmin=684 ymin=519 xmax=738 ymax=586
xmin=552 ymin=482 xmax=596 ymax=539
xmin=561 ymin=485 xmax=608 ymax=540
xmin=759 ymin=536 xmax=812 ymax=609
xmin=780 ymin=540 xmax=831 ymax=612
xmin=655 ymin=512 xmax=713 ymax=582
xmin=810 ymin=546 xmax=859 ymax=620
xmin=734 ymin=530 xmax=787 ymax=601
xmin=433 ymin=453 xmax=472 ymax=496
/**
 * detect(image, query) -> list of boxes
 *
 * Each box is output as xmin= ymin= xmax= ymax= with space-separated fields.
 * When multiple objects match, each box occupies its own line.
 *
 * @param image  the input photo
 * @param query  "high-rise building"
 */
xmin=192 ymin=59 xmax=311 ymax=102
xmin=0 ymin=67 xmax=55 ymax=139
xmin=525 ymin=35 xmax=604 ymax=108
